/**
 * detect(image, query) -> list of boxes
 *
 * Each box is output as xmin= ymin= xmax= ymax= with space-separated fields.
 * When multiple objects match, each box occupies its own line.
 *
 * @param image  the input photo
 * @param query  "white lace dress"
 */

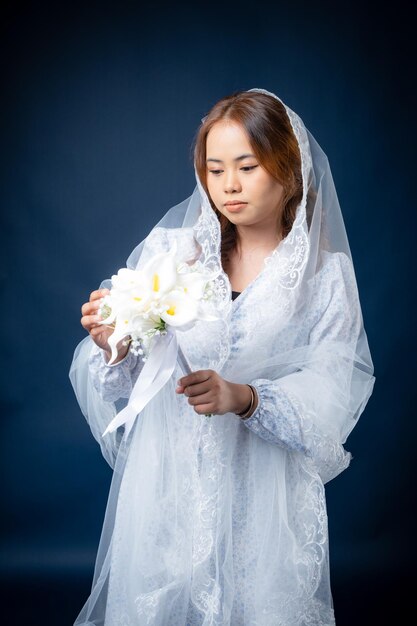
xmin=79 ymin=227 xmax=358 ymax=626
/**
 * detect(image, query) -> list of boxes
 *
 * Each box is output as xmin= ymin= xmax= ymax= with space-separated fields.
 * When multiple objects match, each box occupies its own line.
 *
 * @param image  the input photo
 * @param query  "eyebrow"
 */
xmin=206 ymin=153 xmax=256 ymax=163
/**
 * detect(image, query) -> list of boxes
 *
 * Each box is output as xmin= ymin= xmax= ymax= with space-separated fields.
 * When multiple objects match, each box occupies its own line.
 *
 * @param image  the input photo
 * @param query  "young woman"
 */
xmin=70 ymin=88 xmax=375 ymax=625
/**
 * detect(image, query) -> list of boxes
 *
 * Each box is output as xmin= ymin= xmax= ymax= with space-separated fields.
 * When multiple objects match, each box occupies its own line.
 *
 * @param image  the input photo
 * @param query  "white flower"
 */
xmin=97 ymin=239 xmax=221 ymax=364
xmin=176 ymin=270 xmax=207 ymax=300
xmin=159 ymin=289 xmax=199 ymax=327
xmin=111 ymin=267 xmax=142 ymax=291
xmin=140 ymin=239 xmax=178 ymax=300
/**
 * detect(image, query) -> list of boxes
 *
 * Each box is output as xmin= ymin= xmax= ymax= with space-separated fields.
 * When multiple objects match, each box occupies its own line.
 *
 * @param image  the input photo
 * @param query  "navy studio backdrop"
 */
xmin=1 ymin=2 xmax=415 ymax=624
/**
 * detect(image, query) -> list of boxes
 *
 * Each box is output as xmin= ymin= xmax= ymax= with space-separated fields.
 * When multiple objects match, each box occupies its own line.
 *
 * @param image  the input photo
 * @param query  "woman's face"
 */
xmin=205 ymin=121 xmax=285 ymax=231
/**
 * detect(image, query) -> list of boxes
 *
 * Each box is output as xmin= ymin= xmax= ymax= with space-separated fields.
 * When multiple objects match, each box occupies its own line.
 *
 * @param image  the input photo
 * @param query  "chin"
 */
xmin=224 ymin=214 xmax=242 ymax=224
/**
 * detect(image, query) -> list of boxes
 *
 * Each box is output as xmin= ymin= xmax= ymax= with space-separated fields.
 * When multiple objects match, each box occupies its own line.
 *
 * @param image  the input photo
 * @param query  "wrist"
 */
xmin=104 ymin=343 xmax=129 ymax=365
xmin=234 ymin=383 xmax=257 ymax=420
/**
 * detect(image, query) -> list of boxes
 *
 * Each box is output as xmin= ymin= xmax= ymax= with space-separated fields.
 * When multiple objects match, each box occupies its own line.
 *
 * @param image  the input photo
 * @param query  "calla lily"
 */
xmin=159 ymin=289 xmax=198 ymax=327
xmin=98 ymin=268 xmax=152 ymax=327
xmin=113 ymin=269 xmax=151 ymax=309
xmin=111 ymin=267 xmax=144 ymax=291
xmin=141 ymin=239 xmax=178 ymax=299
xmin=176 ymin=270 xmax=208 ymax=300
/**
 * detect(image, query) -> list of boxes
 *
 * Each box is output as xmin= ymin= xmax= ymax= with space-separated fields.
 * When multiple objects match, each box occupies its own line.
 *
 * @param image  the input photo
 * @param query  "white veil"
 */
xmin=69 ymin=88 xmax=375 ymax=625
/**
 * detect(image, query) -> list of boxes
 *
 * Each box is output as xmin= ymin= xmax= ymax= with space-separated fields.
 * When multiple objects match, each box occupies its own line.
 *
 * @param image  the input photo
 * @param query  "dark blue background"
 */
xmin=1 ymin=1 xmax=415 ymax=624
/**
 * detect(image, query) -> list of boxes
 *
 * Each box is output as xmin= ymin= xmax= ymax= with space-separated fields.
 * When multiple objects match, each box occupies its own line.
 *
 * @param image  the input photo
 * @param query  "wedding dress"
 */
xmin=69 ymin=88 xmax=375 ymax=625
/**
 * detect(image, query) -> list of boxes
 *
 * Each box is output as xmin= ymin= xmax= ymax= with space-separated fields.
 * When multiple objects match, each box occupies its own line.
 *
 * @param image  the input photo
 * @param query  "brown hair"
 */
xmin=191 ymin=90 xmax=303 ymax=270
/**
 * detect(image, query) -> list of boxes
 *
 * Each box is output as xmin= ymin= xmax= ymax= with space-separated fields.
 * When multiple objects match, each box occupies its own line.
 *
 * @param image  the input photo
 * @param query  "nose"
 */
xmin=224 ymin=169 xmax=242 ymax=193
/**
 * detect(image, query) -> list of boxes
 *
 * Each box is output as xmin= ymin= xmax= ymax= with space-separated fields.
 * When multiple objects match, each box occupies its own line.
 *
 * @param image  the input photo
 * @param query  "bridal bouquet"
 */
xmin=98 ymin=240 xmax=221 ymax=437
xmin=98 ymin=239 xmax=219 ymax=364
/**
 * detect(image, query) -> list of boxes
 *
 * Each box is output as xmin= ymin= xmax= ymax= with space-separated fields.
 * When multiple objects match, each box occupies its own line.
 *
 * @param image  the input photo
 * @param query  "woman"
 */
xmin=70 ymin=88 xmax=375 ymax=625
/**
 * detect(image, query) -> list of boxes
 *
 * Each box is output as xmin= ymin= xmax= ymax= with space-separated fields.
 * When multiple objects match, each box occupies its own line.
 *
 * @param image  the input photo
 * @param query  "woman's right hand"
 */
xmin=80 ymin=288 xmax=129 ymax=363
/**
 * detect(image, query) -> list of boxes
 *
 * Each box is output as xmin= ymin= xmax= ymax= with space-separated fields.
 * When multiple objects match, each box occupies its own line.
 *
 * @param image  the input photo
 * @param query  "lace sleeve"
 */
xmin=88 ymin=344 xmax=145 ymax=403
xmin=240 ymin=382 xmax=308 ymax=454
xmin=241 ymin=380 xmax=352 ymax=484
xmin=240 ymin=252 xmax=362 ymax=484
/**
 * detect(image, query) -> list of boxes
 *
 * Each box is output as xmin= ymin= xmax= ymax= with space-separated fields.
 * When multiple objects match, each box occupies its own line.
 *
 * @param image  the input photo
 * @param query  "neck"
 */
xmin=235 ymin=220 xmax=282 ymax=257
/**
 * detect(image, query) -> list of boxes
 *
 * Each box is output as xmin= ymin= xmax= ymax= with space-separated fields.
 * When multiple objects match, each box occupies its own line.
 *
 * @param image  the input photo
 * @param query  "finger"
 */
xmin=81 ymin=299 xmax=104 ymax=316
xmin=177 ymin=369 xmax=212 ymax=388
xmin=183 ymin=381 xmax=212 ymax=397
xmin=89 ymin=288 xmax=110 ymax=302
xmin=193 ymin=402 xmax=215 ymax=415
xmin=187 ymin=390 xmax=213 ymax=407
xmin=81 ymin=313 xmax=106 ymax=330
xmin=90 ymin=324 xmax=112 ymax=337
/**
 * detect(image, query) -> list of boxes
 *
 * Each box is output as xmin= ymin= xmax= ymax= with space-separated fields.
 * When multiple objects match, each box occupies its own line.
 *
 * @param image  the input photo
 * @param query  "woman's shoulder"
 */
xmin=315 ymin=250 xmax=357 ymax=296
xmin=310 ymin=250 xmax=360 ymax=327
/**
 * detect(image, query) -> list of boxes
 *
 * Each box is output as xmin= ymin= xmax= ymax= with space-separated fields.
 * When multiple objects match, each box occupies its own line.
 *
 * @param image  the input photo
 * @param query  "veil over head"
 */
xmin=69 ymin=88 xmax=375 ymax=625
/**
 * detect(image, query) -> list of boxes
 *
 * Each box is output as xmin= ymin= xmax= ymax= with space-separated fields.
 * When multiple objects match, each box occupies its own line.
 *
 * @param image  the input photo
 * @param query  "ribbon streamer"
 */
xmin=102 ymin=328 xmax=182 ymax=440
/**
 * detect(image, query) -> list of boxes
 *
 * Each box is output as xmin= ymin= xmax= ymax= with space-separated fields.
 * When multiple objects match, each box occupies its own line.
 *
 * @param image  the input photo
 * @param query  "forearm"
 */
xmin=88 ymin=343 xmax=145 ymax=403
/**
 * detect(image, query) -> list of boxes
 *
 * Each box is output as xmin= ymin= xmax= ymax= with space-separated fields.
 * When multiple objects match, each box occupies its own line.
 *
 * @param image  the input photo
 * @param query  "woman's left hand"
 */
xmin=175 ymin=370 xmax=252 ymax=416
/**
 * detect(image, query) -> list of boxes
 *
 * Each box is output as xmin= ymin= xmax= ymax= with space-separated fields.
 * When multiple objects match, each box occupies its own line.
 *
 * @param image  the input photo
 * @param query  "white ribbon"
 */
xmin=101 ymin=328 xmax=181 ymax=440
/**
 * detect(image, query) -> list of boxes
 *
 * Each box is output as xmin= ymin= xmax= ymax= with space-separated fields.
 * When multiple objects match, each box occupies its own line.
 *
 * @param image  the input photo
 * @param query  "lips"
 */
xmin=224 ymin=201 xmax=247 ymax=206
xmin=224 ymin=202 xmax=247 ymax=213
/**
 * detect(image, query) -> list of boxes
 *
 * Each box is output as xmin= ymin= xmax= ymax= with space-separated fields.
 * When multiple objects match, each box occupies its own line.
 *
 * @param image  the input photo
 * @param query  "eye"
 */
xmin=241 ymin=165 xmax=258 ymax=172
xmin=208 ymin=169 xmax=223 ymax=176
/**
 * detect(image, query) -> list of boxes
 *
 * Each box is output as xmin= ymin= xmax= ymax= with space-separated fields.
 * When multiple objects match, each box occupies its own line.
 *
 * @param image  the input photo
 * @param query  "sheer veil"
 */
xmin=69 ymin=87 xmax=375 ymax=625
